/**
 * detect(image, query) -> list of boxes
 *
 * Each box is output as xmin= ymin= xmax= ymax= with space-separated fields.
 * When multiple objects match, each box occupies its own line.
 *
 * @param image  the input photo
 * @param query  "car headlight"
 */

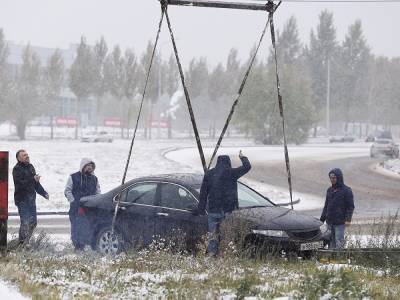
xmin=320 ymin=223 xmax=329 ymax=234
xmin=252 ymin=229 xmax=289 ymax=238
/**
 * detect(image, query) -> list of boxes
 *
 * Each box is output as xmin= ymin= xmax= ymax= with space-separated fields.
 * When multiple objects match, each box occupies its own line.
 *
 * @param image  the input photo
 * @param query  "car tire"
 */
xmin=95 ymin=225 xmax=126 ymax=255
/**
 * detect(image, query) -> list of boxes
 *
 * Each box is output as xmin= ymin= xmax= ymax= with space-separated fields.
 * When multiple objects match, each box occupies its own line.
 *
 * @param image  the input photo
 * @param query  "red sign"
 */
xmin=0 ymin=152 xmax=8 ymax=221
xmin=56 ymin=117 xmax=77 ymax=126
xmin=104 ymin=118 xmax=122 ymax=127
xmin=150 ymin=120 xmax=169 ymax=128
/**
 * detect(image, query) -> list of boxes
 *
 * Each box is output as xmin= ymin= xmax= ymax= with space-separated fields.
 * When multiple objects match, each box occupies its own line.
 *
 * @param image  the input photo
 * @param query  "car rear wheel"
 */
xmin=95 ymin=226 xmax=125 ymax=255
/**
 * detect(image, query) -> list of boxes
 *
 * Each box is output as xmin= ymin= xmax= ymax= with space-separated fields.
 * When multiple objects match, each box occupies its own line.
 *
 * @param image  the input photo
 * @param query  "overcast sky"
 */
xmin=0 ymin=0 xmax=399 ymax=66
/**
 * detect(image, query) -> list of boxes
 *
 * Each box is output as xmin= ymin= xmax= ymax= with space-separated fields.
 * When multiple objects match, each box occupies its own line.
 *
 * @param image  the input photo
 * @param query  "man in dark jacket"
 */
xmin=320 ymin=168 xmax=355 ymax=249
xmin=13 ymin=150 xmax=49 ymax=244
xmin=198 ymin=151 xmax=251 ymax=256
xmin=64 ymin=158 xmax=100 ymax=250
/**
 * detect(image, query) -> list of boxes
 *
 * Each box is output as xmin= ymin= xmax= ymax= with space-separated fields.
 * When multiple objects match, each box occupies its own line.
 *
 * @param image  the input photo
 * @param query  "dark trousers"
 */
xmin=69 ymin=201 xmax=90 ymax=249
xmin=207 ymin=211 xmax=227 ymax=256
xmin=69 ymin=201 xmax=82 ymax=249
xmin=16 ymin=194 xmax=37 ymax=243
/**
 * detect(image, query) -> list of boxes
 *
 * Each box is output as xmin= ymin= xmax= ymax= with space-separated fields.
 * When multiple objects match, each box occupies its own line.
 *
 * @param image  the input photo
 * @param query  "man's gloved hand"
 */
xmin=44 ymin=193 xmax=49 ymax=200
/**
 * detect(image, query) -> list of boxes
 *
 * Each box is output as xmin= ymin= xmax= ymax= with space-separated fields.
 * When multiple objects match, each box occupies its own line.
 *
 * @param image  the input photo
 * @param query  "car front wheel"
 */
xmin=95 ymin=226 xmax=125 ymax=255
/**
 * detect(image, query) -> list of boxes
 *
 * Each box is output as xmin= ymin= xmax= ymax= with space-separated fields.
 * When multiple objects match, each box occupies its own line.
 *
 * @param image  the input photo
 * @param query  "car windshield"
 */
xmin=194 ymin=182 xmax=274 ymax=208
xmin=237 ymin=183 xmax=274 ymax=208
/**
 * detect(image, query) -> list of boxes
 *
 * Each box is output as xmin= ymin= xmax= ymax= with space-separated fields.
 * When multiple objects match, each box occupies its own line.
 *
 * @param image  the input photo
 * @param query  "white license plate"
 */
xmin=300 ymin=241 xmax=324 ymax=251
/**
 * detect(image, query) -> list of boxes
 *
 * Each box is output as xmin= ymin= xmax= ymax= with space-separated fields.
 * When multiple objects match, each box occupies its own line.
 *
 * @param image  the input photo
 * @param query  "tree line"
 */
xmin=0 ymin=10 xmax=399 ymax=142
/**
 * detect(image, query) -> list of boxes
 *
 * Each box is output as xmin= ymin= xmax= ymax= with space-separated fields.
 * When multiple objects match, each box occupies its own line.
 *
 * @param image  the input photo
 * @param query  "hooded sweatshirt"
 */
xmin=198 ymin=155 xmax=251 ymax=214
xmin=320 ymin=168 xmax=355 ymax=225
xmin=64 ymin=158 xmax=101 ymax=203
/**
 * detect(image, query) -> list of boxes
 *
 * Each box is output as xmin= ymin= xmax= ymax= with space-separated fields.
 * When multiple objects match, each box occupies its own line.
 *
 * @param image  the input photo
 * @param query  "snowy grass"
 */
xmin=1 ymin=229 xmax=400 ymax=299
xmin=0 ymin=243 xmax=399 ymax=299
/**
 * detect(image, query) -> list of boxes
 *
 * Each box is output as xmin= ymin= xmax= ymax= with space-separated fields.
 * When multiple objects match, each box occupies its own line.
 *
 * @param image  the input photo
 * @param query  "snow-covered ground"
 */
xmin=0 ymin=280 xmax=29 ymax=300
xmin=1 ymin=139 xmax=371 ymax=212
xmin=380 ymin=158 xmax=400 ymax=176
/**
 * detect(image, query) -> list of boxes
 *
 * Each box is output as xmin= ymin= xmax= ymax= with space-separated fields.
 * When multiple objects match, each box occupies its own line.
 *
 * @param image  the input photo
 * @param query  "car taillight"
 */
xmin=78 ymin=207 xmax=87 ymax=215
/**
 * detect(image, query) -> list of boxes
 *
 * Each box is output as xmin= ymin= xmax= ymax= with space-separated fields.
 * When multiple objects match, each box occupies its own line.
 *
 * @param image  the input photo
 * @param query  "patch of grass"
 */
xmin=1 ymin=230 xmax=400 ymax=299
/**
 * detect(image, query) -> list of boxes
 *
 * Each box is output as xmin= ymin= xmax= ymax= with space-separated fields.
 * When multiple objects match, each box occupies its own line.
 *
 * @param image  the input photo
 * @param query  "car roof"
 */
xmin=113 ymin=173 xmax=204 ymax=193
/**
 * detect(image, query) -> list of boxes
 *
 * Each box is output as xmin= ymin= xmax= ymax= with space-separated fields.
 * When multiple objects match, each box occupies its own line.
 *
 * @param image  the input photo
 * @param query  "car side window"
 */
xmin=159 ymin=183 xmax=197 ymax=211
xmin=125 ymin=183 xmax=157 ymax=205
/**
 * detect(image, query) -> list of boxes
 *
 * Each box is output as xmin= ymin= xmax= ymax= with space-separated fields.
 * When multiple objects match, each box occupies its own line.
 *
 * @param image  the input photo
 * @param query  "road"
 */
xmin=165 ymin=143 xmax=400 ymax=220
xmin=249 ymin=156 xmax=400 ymax=220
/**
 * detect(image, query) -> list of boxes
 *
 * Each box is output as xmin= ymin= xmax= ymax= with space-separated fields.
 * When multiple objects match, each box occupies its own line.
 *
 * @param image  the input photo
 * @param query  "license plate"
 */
xmin=300 ymin=241 xmax=324 ymax=251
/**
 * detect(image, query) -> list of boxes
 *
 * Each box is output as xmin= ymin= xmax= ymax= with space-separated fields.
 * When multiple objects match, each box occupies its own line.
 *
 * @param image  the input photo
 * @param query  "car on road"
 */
xmin=329 ymin=134 xmax=355 ymax=143
xmin=370 ymin=139 xmax=399 ymax=158
xmin=79 ymin=173 xmax=330 ymax=256
xmin=81 ymin=131 xmax=113 ymax=143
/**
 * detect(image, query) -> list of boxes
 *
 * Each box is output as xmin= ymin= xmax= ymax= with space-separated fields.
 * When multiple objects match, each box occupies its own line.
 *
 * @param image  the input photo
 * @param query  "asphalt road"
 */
xmin=249 ymin=156 xmax=400 ymax=220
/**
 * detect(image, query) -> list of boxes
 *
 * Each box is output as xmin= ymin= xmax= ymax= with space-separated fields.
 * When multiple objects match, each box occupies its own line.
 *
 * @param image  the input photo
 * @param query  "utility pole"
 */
xmin=326 ymin=58 xmax=331 ymax=136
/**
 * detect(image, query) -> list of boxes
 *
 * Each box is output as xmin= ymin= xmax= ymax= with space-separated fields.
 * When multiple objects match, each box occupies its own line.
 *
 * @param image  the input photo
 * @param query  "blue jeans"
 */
xmin=16 ymin=194 xmax=37 ymax=243
xmin=207 ymin=212 xmax=226 ymax=256
xmin=328 ymin=224 xmax=345 ymax=249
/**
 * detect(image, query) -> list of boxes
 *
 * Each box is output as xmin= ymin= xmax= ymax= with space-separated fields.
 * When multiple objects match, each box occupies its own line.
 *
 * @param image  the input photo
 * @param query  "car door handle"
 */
xmin=119 ymin=206 xmax=126 ymax=211
xmin=156 ymin=212 xmax=169 ymax=217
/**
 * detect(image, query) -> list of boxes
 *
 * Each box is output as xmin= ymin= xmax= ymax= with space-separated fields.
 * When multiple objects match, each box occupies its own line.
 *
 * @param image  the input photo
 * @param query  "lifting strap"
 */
xmin=207 ymin=12 xmax=272 ymax=169
xmin=162 ymin=0 xmax=208 ymax=173
xmin=112 ymin=6 xmax=165 ymax=232
xmin=268 ymin=2 xmax=294 ymax=210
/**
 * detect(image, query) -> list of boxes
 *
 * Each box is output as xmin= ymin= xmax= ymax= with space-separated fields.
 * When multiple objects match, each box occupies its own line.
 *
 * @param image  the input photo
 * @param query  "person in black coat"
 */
xmin=13 ymin=150 xmax=49 ymax=244
xmin=64 ymin=158 xmax=100 ymax=250
xmin=198 ymin=151 xmax=251 ymax=256
xmin=320 ymin=168 xmax=355 ymax=249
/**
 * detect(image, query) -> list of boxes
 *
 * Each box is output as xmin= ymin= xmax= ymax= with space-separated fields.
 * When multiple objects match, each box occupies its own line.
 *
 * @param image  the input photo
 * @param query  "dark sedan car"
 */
xmin=79 ymin=174 xmax=330 ymax=255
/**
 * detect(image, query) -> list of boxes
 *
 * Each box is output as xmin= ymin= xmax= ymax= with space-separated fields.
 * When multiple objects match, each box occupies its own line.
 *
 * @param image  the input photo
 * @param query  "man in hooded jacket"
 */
xmin=198 ymin=151 xmax=251 ymax=255
xmin=320 ymin=168 xmax=355 ymax=249
xmin=64 ymin=158 xmax=101 ymax=250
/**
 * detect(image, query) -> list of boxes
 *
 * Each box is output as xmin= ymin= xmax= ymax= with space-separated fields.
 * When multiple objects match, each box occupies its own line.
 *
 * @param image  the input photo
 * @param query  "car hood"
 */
xmin=80 ymin=193 xmax=115 ymax=210
xmin=233 ymin=206 xmax=322 ymax=231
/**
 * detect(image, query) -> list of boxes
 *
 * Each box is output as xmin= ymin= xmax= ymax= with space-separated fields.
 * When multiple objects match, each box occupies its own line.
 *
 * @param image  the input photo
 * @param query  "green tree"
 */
xmin=69 ymin=36 xmax=94 ymax=139
xmin=123 ymin=48 xmax=139 ymax=138
xmin=307 ymin=10 xmax=338 ymax=136
xmin=9 ymin=45 xmax=42 ymax=140
xmin=336 ymin=20 xmax=370 ymax=131
xmin=236 ymin=16 xmax=316 ymax=144
xmin=105 ymin=45 xmax=126 ymax=138
xmin=139 ymin=41 xmax=162 ymax=139
xmin=208 ymin=63 xmax=226 ymax=138
xmin=180 ymin=57 xmax=209 ymax=135
xmin=43 ymin=49 xmax=64 ymax=139
xmin=92 ymin=36 xmax=108 ymax=130
xmin=0 ymin=29 xmax=10 ymax=121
